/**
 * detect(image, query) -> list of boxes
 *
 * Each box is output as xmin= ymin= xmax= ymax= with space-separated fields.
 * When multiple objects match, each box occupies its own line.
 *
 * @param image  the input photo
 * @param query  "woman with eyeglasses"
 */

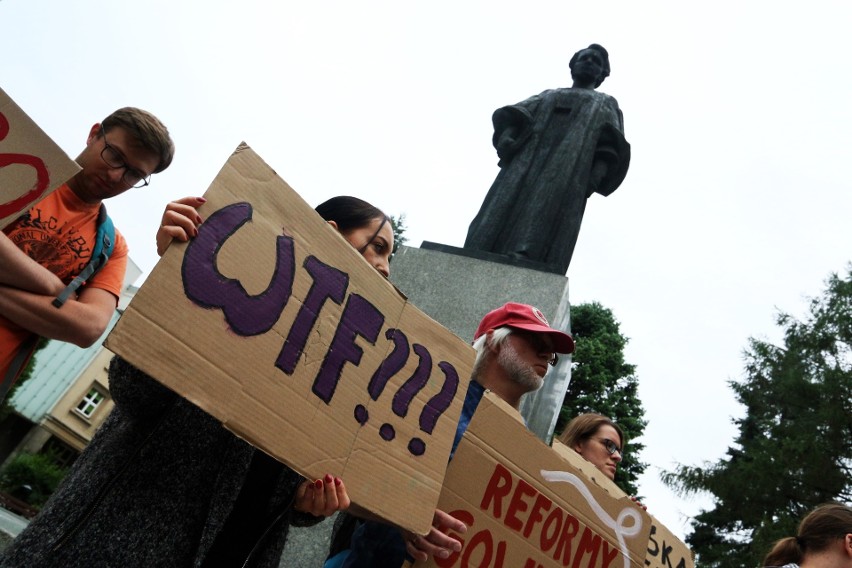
xmin=0 ymin=196 xmax=393 ymax=568
xmin=558 ymin=413 xmax=624 ymax=481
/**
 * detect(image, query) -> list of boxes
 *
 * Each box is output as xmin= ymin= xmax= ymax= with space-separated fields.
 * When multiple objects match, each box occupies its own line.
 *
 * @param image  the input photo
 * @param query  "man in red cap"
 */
xmin=467 ymin=301 xmax=574 ymax=410
xmin=330 ymin=302 xmax=574 ymax=568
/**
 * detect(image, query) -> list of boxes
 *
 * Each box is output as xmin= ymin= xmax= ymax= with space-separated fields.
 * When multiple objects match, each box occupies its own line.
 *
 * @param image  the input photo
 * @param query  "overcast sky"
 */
xmin=4 ymin=0 xmax=852 ymax=542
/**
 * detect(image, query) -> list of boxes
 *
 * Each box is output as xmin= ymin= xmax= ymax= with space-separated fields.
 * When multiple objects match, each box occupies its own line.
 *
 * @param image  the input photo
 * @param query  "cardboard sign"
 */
xmin=643 ymin=519 xmax=694 ymax=568
xmin=551 ymin=439 xmax=625 ymax=498
xmin=418 ymin=392 xmax=654 ymax=568
xmin=105 ymin=143 xmax=472 ymax=534
xmin=551 ymin=441 xmax=694 ymax=568
xmin=0 ymin=87 xmax=80 ymax=228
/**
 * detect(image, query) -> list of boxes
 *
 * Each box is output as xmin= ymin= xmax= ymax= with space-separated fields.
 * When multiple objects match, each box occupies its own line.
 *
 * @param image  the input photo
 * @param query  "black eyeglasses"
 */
xmin=516 ymin=331 xmax=559 ymax=366
xmin=100 ymin=128 xmax=151 ymax=188
xmin=593 ymin=437 xmax=623 ymax=457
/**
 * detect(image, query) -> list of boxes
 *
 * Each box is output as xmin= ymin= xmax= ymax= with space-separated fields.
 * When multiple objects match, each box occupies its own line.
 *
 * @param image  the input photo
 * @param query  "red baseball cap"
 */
xmin=473 ymin=302 xmax=575 ymax=354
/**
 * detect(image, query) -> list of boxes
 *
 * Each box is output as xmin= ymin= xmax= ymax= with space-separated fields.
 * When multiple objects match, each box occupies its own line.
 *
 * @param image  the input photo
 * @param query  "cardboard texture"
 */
xmin=416 ymin=392 xmax=692 ymax=568
xmin=0 ymin=87 xmax=80 ymax=228
xmin=551 ymin=441 xmax=694 ymax=568
xmin=105 ymin=143 xmax=472 ymax=534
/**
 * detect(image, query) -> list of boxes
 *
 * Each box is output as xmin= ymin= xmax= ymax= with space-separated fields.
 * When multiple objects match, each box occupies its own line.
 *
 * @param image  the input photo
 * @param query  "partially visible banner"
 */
xmin=0 ymin=87 xmax=79 ymax=228
xmin=418 ymin=392 xmax=693 ymax=568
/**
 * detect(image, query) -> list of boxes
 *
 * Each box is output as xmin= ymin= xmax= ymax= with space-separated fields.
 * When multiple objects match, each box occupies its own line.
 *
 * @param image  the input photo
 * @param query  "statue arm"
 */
xmin=491 ymin=104 xmax=534 ymax=163
xmin=589 ymin=122 xmax=631 ymax=197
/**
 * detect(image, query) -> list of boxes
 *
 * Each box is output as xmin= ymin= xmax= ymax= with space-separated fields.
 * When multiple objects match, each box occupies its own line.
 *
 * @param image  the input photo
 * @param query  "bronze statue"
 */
xmin=464 ymin=44 xmax=630 ymax=274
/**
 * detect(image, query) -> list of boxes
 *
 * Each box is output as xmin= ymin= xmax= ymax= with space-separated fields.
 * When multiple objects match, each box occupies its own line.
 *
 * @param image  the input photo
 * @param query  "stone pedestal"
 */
xmin=389 ymin=242 xmax=573 ymax=443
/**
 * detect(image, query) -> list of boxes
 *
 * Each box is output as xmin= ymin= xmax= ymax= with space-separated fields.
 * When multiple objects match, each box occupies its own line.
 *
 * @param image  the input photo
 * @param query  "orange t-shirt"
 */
xmin=0 ymin=184 xmax=128 ymax=380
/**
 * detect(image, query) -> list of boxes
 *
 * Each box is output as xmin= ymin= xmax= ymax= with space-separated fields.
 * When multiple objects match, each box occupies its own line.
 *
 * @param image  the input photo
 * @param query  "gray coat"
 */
xmin=464 ymin=87 xmax=630 ymax=273
xmin=0 ymin=357 xmax=320 ymax=568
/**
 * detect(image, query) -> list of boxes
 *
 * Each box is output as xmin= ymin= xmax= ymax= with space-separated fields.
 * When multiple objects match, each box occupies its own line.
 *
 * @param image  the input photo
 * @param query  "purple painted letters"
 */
xmin=311 ymin=293 xmax=385 ymax=403
xmin=182 ymin=202 xmax=294 ymax=335
xmin=276 ymin=256 xmax=349 ymax=374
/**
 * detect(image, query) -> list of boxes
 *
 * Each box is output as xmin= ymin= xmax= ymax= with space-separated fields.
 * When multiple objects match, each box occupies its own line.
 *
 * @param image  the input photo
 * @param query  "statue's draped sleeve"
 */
xmin=466 ymin=87 xmax=630 ymax=274
xmin=491 ymin=103 xmax=535 ymax=164
xmin=591 ymin=120 xmax=630 ymax=197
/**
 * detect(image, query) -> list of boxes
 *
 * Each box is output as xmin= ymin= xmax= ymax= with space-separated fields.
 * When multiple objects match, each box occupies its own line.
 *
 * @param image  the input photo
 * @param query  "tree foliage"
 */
xmin=389 ymin=213 xmax=408 ymax=258
xmin=661 ymin=269 xmax=852 ymax=568
xmin=0 ymin=451 xmax=68 ymax=508
xmin=0 ymin=338 xmax=48 ymax=421
xmin=556 ymin=301 xmax=647 ymax=495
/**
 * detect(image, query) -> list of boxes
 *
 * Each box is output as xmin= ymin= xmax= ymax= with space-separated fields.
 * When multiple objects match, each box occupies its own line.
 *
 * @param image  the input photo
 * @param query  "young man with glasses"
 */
xmin=0 ymin=107 xmax=174 ymax=394
xmin=327 ymin=302 xmax=575 ymax=568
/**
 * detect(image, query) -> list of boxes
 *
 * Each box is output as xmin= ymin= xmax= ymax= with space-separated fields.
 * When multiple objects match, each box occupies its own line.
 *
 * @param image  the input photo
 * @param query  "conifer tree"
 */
xmin=556 ymin=302 xmax=647 ymax=495
xmin=662 ymin=269 xmax=852 ymax=568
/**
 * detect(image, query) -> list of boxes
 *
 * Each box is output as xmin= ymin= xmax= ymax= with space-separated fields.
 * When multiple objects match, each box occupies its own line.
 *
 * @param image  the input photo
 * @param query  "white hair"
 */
xmin=470 ymin=326 xmax=513 ymax=381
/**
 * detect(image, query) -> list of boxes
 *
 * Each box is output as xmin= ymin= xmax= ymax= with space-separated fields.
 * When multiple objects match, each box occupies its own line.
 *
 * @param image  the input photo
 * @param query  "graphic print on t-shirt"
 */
xmin=7 ymin=207 xmax=94 ymax=284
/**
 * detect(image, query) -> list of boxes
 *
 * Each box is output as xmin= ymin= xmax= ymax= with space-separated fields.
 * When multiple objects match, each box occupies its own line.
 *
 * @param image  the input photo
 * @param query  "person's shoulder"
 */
xmin=35 ymin=182 xmax=72 ymax=209
xmin=594 ymin=90 xmax=621 ymax=105
xmin=511 ymin=88 xmax=559 ymax=105
xmin=532 ymin=88 xmax=564 ymax=100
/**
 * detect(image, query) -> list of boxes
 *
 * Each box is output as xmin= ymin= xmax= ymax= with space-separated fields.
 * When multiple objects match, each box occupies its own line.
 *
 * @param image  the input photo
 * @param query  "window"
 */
xmin=76 ymin=388 xmax=105 ymax=418
xmin=41 ymin=437 xmax=78 ymax=468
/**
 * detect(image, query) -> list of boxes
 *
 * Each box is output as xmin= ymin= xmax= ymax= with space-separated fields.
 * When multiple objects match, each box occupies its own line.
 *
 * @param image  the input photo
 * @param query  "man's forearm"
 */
xmin=0 ymin=285 xmax=115 ymax=346
xmin=0 ymin=233 xmax=65 ymax=295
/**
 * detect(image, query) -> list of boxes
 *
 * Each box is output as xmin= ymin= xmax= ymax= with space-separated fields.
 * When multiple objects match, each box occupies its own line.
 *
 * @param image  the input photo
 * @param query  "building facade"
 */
xmin=0 ymin=262 xmax=140 ymax=469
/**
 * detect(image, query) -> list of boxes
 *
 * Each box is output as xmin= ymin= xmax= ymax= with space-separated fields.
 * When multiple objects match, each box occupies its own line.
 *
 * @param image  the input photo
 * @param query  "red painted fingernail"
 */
xmin=324 ymin=473 xmax=334 ymax=484
xmin=198 ymin=197 xmax=207 ymax=203
xmin=334 ymin=477 xmax=342 ymax=487
xmin=314 ymin=479 xmax=323 ymax=489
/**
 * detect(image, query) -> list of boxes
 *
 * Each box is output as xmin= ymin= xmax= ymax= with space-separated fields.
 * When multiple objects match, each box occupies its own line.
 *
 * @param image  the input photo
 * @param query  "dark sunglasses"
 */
xmin=516 ymin=331 xmax=559 ymax=366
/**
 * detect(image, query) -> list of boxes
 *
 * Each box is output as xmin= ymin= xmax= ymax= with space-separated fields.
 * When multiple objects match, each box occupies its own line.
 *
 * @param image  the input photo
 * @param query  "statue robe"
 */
xmin=464 ymin=87 xmax=630 ymax=274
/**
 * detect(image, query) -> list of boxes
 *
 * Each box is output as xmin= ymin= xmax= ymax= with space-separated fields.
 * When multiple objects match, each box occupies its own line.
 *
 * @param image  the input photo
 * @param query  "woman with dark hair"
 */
xmin=763 ymin=503 xmax=852 ymax=568
xmin=1 ymin=195 xmax=394 ymax=568
xmin=315 ymin=196 xmax=392 ymax=278
xmin=558 ymin=413 xmax=625 ymax=481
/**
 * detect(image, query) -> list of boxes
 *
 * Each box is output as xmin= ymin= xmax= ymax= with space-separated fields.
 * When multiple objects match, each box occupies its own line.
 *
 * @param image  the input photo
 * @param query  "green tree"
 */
xmin=556 ymin=301 xmax=647 ymax=495
xmin=0 ymin=338 xmax=48 ymax=421
xmin=661 ymin=269 xmax=852 ymax=568
xmin=389 ymin=213 xmax=408 ymax=258
xmin=0 ymin=451 xmax=68 ymax=508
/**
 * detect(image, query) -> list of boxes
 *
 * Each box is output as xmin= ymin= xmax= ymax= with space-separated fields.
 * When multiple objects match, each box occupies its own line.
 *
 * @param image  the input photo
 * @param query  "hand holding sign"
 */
xmin=419 ymin=392 xmax=690 ymax=568
xmin=106 ymin=143 xmax=473 ymax=534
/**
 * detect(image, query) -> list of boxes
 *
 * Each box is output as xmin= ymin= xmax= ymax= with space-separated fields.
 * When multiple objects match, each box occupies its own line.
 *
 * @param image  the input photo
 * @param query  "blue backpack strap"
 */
xmin=52 ymin=204 xmax=115 ymax=308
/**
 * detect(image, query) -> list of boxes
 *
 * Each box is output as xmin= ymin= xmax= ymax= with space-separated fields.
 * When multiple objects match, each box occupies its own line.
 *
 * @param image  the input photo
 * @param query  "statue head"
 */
xmin=569 ymin=44 xmax=610 ymax=89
